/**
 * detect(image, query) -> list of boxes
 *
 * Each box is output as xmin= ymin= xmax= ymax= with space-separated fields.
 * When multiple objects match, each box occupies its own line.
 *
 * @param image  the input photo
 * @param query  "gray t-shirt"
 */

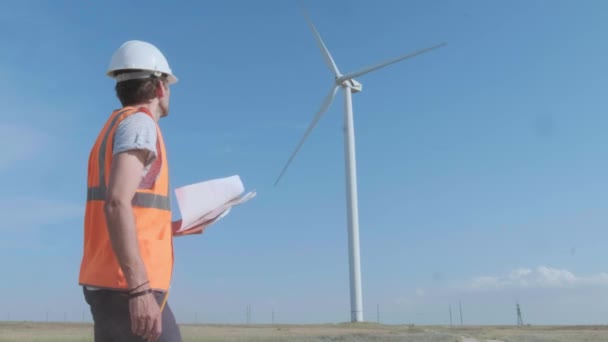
xmin=112 ymin=112 xmax=158 ymax=180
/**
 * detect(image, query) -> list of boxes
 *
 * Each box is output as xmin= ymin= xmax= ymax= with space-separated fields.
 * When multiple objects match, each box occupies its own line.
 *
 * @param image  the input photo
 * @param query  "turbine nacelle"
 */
xmin=340 ymin=78 xmax=362 ymax=93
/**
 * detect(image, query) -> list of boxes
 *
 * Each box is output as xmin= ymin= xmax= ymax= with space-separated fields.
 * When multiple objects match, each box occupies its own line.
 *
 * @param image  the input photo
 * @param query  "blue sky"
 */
xmin=2 ymin=0 xmax=608 ymax=325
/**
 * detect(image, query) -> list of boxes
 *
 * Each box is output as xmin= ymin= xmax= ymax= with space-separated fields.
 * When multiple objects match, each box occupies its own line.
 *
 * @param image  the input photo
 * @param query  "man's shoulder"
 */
xmin=114 ymin=112 xmax=158 ymax=142
xmin=118 ymin=111 xmax=156 ymax=129
xmin=112 ymin=111 xmax=158 ymax=160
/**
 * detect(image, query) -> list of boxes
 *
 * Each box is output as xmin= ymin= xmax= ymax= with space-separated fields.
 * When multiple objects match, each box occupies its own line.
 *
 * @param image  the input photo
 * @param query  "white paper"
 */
xmin=174 ymin=175 xmax=256 ymax=232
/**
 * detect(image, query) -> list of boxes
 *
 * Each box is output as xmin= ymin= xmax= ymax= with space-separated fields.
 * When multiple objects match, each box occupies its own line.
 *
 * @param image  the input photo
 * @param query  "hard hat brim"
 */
xmin=108 ymin=69 xmax=178 ymax=85
xmin=167 ymin=74 xmax=178 ymax=85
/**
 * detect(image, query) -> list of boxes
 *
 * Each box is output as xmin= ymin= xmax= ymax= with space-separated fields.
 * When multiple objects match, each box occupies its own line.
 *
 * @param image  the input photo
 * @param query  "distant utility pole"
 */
xmin=246 ymin=305 xmax=251 ymax=324
xmin=272 ymin=309 xmax=275 ymax=325
xmin=449 ymin=305 xmax=452 ymax=327
xmin=459 ymin=301 xmax=463 ymax=326
xmin=377 ymin=304 xmax=380 ymax=324
xmin=516 ymin=302 xmax=524 ymax=326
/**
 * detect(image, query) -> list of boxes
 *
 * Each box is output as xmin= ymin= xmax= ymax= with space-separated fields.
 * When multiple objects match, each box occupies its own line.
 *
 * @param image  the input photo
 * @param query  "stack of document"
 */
xmin=173 ymin=175 xmax=256 ymax=236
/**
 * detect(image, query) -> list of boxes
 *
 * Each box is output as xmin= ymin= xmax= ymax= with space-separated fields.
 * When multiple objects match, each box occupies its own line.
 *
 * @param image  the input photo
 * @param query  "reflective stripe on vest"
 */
xmin=86 ymin=108 xmax=170 ymax=211
xmin=87 ymin=187 xmax=170 ymax=210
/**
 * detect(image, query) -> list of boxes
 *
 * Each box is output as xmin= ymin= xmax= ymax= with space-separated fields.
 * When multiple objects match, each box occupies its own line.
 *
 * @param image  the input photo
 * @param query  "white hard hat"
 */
xmin=107 ymin=40 xmax=178 ymax=84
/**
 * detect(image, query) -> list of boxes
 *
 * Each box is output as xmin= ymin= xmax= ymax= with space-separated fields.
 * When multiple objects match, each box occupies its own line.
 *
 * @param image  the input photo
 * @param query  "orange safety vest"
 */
xmin=79 ymin=106 xmax=173 ymax=292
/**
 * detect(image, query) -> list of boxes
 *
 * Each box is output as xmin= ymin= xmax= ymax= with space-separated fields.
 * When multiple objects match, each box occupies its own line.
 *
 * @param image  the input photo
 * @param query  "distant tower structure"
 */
xmin=516 ymin=302 xmax=524 ymax=326
xmin=449 ymin=305 xmax=452 ymax=327
xmin=459 ymin=301 xmax=463 ymax=326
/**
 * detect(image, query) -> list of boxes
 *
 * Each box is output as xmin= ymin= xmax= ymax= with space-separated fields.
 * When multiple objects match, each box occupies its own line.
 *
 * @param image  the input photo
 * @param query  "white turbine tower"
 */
xmin=274 ymin=7 xmax=446 ymax=322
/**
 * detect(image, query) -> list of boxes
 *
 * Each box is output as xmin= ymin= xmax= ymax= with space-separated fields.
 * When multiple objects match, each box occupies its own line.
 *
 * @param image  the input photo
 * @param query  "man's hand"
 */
xmin=129 ymin=291 xmax=162 ymax=341
xmin=172 ymin=219 xmax=208 ymax=237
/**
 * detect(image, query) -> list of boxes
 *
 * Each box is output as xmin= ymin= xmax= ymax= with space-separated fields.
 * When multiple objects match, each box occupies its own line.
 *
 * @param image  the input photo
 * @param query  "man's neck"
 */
xmin=131 ymin=103 xmax=161 ymax=122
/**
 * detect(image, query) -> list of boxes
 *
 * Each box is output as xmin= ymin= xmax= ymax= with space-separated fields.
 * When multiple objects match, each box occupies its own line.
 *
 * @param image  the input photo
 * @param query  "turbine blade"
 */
xmin=339 ymin=42 xmax=446 ymax=82
xmin=274 ymin=85 xmax=340 ymax=186
xmin=300 ymin=5 xmax=341 ymax=77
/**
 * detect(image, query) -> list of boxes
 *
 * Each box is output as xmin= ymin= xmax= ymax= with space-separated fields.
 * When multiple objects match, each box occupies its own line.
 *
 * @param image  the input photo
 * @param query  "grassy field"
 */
xmin=1 ymin=322 xmax=608 ymax=342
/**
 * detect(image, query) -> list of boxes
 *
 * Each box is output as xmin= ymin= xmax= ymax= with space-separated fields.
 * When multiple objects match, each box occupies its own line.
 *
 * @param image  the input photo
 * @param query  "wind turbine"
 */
xmin=274 ymin=6 xmax=446 ymax=322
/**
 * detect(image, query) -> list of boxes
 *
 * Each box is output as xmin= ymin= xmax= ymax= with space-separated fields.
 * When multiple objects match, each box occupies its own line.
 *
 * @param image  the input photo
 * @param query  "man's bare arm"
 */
xmin=105 ymin=149 xmax=162 ymax=340
xmin=104 ymin=150 xmax=149 ymax=289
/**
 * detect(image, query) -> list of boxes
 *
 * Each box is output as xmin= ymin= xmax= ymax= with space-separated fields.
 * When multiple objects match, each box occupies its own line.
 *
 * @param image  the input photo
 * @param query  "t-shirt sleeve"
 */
xmin=112 ymin=112 xmax=158 ymax=166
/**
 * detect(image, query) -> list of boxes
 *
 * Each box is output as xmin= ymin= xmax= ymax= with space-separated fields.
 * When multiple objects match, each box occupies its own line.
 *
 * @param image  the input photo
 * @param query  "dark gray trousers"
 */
xmin=83 ymin=287 xmax=182 ymax=342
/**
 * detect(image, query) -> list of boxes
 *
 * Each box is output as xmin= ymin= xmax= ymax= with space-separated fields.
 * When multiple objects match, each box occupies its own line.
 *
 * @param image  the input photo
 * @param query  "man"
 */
xmin=79 ymin=40 xmax=202 ymax=341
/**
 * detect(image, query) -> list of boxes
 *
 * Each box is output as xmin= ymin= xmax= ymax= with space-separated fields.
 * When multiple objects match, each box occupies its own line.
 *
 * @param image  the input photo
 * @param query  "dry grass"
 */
xmin=1 ymin=322 xmax=608 ymax=342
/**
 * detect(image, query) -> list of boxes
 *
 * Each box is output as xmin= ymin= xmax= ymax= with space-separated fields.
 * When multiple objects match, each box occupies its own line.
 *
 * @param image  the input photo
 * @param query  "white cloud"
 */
xmin=0 ymin=123 xmax=47 ymax=171
xmin=394 ymin=297 xmax=411 ymax=306
xmin=470 ymin=266 xmax=608 ymax=290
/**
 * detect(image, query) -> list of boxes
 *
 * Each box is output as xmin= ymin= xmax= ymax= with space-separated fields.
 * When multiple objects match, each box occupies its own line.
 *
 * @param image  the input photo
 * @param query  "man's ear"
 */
xmin=155 ymin=81 xmax=165 ymax=98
